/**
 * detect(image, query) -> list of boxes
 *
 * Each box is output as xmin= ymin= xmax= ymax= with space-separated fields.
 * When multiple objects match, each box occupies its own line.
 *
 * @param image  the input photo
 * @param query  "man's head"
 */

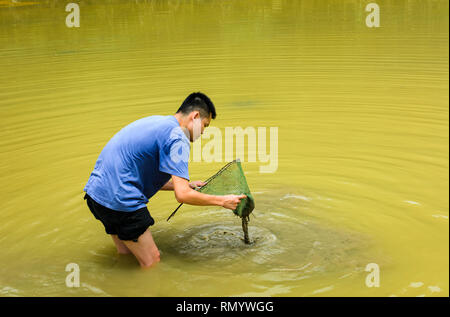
xmin=175 ymin=92 xmax=216 ymax=142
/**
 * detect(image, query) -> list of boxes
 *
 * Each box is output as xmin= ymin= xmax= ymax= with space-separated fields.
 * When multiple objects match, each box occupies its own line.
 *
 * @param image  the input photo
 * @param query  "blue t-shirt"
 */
xmin=84 ymin=115 xmax=190 ymax=211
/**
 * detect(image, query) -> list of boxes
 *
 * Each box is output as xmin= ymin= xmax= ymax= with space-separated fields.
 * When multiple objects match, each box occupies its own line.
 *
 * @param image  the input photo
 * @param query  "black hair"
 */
xmin=176 ymin=92 xmax=216 ymax=119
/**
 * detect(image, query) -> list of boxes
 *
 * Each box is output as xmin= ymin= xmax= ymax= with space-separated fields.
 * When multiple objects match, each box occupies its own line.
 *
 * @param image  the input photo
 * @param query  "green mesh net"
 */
xmin=167 ymin=159 xmax=255 ymax=243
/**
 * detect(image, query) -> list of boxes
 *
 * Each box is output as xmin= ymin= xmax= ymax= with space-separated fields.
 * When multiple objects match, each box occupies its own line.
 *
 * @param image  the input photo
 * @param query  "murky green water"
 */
xmin=0 ymin=0 xmax=448 ymax=297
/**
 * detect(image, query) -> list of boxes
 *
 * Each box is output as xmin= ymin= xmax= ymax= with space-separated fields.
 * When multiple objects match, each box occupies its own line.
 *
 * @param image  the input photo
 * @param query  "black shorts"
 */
xmin=84 ymin=193 xmax=154 ymax=242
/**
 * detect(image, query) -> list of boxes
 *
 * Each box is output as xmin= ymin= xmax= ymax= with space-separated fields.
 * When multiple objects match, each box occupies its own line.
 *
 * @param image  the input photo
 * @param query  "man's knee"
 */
xmin=154 ymin=250 xmax=160 ymax=262
xmin=139 ymin=256 xmax=155 ymax=268
xmin=139 ymin=250 xmax=160 ymax=268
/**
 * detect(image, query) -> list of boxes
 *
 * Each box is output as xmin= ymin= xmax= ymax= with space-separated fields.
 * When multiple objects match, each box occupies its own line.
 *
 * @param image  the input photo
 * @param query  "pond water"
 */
xmin=0 ymin=0 xmax=448 ymax=297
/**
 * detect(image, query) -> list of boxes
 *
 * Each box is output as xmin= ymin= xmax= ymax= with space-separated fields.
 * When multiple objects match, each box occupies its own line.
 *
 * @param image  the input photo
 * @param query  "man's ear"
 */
xmin=192 ymin=111 xmax=200 ymax=120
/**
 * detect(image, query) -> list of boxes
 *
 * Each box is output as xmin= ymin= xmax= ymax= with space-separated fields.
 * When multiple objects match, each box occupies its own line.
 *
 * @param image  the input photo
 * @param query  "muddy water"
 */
xmin=0 ymin=0 xmax=448 ymax=297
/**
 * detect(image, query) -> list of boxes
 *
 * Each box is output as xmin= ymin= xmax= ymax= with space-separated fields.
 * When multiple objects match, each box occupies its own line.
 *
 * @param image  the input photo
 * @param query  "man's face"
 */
xmin=187 ymin=111 xmax=211 ymax=142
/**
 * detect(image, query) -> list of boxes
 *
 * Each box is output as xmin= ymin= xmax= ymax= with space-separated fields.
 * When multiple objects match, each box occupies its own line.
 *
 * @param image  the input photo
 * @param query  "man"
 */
xmin=83 ymin=92 xmax=246 ymax=269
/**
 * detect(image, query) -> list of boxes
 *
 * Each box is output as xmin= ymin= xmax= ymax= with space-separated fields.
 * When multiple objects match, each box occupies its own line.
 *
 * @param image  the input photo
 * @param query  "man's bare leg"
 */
xmin=121 ymin=229 xmax=160 ymax=269
xmin=111 ymin=235 xmax=131 ymax=254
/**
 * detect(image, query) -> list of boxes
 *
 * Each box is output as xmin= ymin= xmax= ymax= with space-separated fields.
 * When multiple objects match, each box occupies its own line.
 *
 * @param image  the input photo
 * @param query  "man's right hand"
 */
xmin=221 ymin=194 xmax=247 ymax=210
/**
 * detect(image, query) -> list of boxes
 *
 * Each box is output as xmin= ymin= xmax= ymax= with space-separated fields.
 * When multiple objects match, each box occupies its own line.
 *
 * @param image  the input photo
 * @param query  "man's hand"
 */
xmin=189 ymin=181 xmax=206 ymax=189
xmin=221 ymin=194 xmax=247 ymax=211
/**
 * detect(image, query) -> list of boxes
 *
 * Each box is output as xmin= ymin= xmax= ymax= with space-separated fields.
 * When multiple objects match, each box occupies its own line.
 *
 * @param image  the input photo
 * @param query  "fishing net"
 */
xmin=167 ymin=159 xmax=255 ymax=243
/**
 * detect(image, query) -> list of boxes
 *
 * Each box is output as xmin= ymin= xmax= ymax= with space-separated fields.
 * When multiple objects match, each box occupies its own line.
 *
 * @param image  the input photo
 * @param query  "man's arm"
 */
xmin=171 ymin=175 xmax=246 ymax=210
xmin=161 ymin=179 xmax=174 ymax=191
xmin=161 ymin=179 xmax=205 ymax=191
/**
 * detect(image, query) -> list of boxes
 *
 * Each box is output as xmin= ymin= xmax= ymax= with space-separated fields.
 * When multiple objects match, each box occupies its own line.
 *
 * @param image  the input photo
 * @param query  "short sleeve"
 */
xmin=159 ymin=127 xmax=190 ymax=180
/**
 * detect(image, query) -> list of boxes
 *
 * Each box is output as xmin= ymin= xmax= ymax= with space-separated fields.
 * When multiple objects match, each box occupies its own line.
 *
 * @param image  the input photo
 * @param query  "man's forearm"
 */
xmin=176 ymin=189 xmax=224 ymax=207
xmin=171 ymin=175 xmax=244 ymax=210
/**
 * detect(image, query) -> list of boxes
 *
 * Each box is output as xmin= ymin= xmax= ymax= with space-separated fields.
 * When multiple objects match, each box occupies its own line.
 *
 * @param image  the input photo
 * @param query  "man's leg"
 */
xmin=111 ymin=235 xmax=131 ymax=254
xmin=121 ymin=229 xmax=160 ymax=269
